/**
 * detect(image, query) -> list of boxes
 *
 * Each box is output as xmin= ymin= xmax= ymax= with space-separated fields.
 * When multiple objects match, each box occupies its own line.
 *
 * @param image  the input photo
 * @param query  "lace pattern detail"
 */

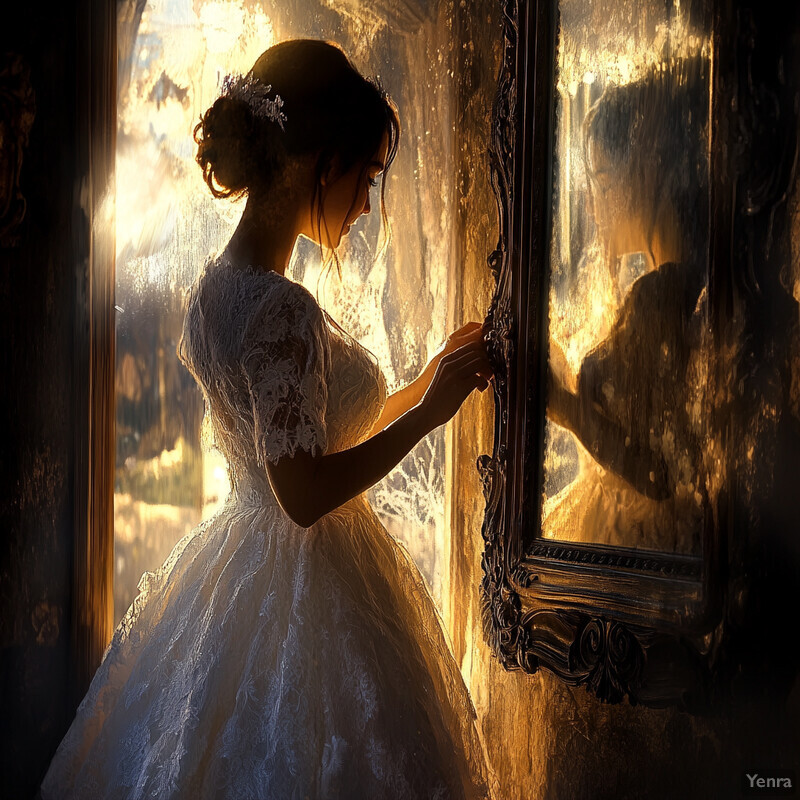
xmin=39 ymin=255 xmax=494 ymax=800
xmin=240 ymin=279 xmax=331 ymax=466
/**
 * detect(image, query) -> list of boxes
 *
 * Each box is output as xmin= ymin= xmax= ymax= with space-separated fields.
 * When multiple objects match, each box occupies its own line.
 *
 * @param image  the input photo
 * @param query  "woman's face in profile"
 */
xmin=314 ymin=129 xmax=390 ymax=250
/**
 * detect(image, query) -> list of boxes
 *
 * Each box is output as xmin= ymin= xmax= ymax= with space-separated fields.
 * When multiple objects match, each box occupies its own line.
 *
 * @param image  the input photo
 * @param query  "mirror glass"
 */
xmin=539 ymin=0 xmax=711 ymax=554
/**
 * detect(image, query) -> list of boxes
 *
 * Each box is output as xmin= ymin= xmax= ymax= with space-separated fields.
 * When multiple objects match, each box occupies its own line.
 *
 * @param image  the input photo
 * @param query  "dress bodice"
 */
xmin=178 ymin=257 xmax=388 ymax=501
xmin=43 ymin=254 xmax=493 ymax=800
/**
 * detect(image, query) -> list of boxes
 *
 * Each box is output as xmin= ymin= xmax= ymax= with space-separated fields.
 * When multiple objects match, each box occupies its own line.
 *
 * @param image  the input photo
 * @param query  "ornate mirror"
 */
xmin=479 ymin=0 xmax=800 ymax=709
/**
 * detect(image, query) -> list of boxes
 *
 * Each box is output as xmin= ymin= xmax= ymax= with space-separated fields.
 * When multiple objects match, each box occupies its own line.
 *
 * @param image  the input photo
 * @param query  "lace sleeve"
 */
xmin=240 ymin=281 xmax=331 ymax=467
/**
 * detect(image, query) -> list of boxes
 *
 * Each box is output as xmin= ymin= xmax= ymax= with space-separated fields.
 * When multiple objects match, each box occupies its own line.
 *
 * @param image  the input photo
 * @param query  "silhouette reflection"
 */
xmin=543 ymin=58 xmax=710 ymax=553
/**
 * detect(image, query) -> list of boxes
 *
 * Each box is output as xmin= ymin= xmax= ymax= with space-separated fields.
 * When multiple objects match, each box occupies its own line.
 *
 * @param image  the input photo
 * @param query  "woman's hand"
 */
xmin=418 ymin=336 xmax=493 ymax=432
xmin=269 ymin=323 xmax=493 ymax=527
xmin=366 ymin=321 xmax=492 ymax=438
xmin=419 ymin=320 xmax=491 ymax=394
xmin=433 ymin=320 xmax=487 ymax=366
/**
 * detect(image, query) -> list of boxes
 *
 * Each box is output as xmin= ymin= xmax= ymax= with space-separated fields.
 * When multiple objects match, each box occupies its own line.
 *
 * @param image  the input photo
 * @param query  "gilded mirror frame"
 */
xmin=476 ymin=0 xmax=798 ymax=710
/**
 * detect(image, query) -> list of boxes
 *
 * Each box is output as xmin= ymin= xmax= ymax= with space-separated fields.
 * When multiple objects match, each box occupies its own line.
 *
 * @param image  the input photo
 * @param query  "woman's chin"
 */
xmin=305 ymin=227 xmax=349 ymax=252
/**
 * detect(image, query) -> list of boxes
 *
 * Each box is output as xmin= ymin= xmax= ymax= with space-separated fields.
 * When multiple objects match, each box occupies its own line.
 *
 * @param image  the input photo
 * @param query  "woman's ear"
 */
xmin=319 ymin=153 xmax=340 ymax=188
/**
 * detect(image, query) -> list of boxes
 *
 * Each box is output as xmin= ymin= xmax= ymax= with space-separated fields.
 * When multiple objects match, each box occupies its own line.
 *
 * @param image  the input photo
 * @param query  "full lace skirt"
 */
xmin=40 ymin=491 xmax=491 ymax=800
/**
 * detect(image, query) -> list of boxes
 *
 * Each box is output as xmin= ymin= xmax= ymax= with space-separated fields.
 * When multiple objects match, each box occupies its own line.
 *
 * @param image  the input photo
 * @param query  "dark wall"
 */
xmin=1 ymin=3 xmax=88 ymax=797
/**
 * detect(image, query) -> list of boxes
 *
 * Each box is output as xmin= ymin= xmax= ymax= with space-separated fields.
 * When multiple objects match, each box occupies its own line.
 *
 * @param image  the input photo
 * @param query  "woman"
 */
xmin=545 ymin=58 xmax=709 ymax=552
xmin=40 ymin=39 xmax=494 ymax=799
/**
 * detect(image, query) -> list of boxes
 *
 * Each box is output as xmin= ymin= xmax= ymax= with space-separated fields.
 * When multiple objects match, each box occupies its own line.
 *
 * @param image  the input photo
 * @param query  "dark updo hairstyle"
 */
xmin=583 ymin=56 xmax=710 ymax=270
xmin=194 ymin=39 xmax=400 ymax=274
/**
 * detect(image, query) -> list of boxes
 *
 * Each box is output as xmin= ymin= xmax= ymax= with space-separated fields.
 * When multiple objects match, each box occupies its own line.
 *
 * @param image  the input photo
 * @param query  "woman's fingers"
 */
xmin=439 ymin=321 xmax=490 ymax=364
xmin=440 ymin=346 xmax=492 ymax=382
xmin=440 ymin=342 xmax=485 ymax=368
xmin=444 ymin=338 xmax=491 ymax=365
xmin=448 ymin=336 xmax=487 ymax=354
xmin=422 ymin=336 xmax=494 ymax=429
xmin=448 ymin=321 xmax=486 ymax=345
xmin=460 ymin=364 xmax=492 ymax=397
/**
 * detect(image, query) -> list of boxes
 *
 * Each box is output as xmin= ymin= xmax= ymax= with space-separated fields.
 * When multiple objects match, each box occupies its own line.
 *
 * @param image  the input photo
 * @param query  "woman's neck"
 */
xmin=647 ymin=202 xmax=685 ymax=268
xmin=224 ymin=195 xmax=304 ymax=276
xmin=646 ymin=228 xmax=685 ymax=270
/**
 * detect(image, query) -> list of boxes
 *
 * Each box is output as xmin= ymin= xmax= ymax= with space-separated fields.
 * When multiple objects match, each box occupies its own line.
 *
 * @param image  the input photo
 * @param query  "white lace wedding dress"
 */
xmin=40 ymin=256 xmax=493 ymax=800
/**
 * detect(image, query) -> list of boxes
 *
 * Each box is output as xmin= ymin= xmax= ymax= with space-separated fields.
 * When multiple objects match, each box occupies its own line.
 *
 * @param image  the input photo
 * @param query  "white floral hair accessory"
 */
xmin=219 ymin=73 xmax=287 ymax=131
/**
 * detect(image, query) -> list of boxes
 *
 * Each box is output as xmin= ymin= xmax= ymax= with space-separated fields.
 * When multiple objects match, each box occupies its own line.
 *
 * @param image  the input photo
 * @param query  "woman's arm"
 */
xmin=267 ymin=336 xmax=491 ymax=527
xmin=365 ymin=363 xmax=435 ymax=437
xmin=366 ymin=321 xmax=487 ymax=437
xmin=547 ymin=364 xmax=671 ymax=500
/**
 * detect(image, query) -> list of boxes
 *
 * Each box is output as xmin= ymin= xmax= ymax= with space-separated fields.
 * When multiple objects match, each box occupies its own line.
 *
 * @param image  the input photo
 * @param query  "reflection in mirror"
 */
xmin=540 ymin=0 xmax=711 ymax=554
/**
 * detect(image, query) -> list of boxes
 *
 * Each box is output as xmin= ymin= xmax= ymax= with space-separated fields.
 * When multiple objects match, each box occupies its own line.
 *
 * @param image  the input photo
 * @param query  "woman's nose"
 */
xmin=362 ymin=192 xmax=371 ymax=216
